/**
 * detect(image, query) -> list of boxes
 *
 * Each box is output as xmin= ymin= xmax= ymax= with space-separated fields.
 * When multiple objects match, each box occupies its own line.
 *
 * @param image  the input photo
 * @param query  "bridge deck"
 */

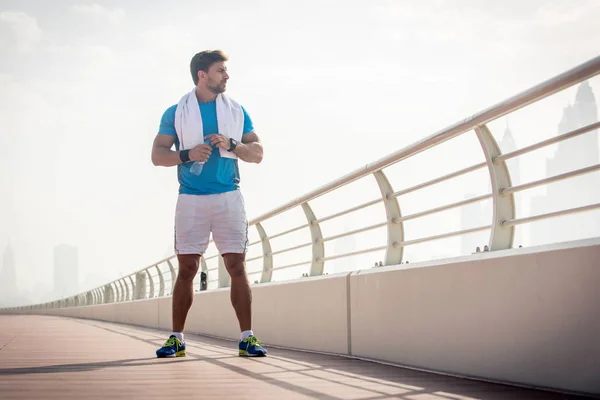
xmin=0 ymin=315 xmax=585 ymax=400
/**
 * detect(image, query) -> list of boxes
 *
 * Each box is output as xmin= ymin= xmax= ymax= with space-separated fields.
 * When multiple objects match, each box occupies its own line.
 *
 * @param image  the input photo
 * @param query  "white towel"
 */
xmin=174 ymin=89 xmax=244 ymax=160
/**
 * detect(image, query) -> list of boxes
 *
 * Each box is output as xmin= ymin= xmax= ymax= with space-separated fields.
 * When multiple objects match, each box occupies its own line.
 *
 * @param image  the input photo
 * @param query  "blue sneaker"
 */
xmin=239 ymin=335 xmax=267 ymax=357
xmin=156 ymin=335 xmax=186 ymax=358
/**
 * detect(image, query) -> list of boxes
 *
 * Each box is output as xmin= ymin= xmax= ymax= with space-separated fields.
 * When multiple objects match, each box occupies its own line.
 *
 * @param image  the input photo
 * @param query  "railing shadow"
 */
xmin=0 ymin=357 xmax=197 ymax=375
xmin=71 ymin=318 xmax=585 ymax=400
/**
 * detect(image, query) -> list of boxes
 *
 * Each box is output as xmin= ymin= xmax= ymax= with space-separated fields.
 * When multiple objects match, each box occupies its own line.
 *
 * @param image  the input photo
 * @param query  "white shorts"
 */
xmin=174 ymin=190 xmax=249 ymax=255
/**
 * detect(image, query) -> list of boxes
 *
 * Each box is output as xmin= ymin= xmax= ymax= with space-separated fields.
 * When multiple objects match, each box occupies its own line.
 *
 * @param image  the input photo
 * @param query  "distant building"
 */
xmin=529 ymin=81 xmax=600 ymax=246
xmin=0 ymin=242 xmax=18 ymax=306
xmin=53 ymin=244 xmax=79 ymax=300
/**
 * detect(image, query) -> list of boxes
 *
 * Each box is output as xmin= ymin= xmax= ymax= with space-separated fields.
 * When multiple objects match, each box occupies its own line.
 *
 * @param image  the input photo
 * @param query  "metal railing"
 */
xmin=4 ymin=55 xmax=600 ymax=311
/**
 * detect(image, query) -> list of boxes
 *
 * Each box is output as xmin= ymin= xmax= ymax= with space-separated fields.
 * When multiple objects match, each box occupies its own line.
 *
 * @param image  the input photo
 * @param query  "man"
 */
xmin=151 ymin=50 xmax=267 ymax=358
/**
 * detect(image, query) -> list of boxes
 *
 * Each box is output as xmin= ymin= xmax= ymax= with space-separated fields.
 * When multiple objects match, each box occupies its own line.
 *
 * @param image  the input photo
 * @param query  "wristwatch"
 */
xmin=228 ymin=138 xmax=238 ymax=152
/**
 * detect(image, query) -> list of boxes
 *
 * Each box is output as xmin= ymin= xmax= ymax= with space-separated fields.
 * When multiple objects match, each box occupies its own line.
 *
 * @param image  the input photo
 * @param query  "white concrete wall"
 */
xmin=5 ymin=238 xmax=600 ymax=397
xmin=350 ymin=238 xmax=600 ymax=396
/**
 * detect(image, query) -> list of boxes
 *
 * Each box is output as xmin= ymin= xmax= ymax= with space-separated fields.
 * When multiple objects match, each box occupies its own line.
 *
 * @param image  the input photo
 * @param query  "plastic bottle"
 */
xmin=190 ymin=160 xmax=204 ymax=176
xmin=189 ymin=138 xmax=212 ymax=176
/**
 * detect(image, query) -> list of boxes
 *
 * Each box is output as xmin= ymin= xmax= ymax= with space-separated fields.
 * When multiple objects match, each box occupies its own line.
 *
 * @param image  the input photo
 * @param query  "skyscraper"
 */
xmin=0 ymin=242 xmax=18 ymax=306
xmin=529 ymin=81 xmax=600 ymax=246
xmin=53 ymin=244 xmax=79 ymax=300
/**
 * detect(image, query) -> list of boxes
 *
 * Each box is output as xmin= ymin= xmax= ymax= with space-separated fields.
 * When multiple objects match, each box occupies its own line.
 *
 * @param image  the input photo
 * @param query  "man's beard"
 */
xmin=208 ymin=81 xmax=226 ymax=94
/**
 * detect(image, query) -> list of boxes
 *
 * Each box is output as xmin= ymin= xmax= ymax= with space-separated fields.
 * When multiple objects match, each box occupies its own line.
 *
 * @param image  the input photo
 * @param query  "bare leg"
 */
xmin=172 ymin=254 xmax=200 ymax=332
xmin=223 ymin=253 xmax=251 ymax=332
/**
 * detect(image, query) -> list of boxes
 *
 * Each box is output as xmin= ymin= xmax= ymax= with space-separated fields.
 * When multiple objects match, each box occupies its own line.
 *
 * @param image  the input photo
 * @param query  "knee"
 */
xmin=178 ymin=259 xmax=199 ymax=281
xmin=226 ymin=261 xmax=246 ymax=278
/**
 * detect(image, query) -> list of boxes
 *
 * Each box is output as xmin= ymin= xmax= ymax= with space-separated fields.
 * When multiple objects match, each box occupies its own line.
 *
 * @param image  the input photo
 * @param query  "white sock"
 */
xmin=171 ymin=332 xmax=184 ymax=341
xmin=241 ymin=330 xmax=253 ymax=340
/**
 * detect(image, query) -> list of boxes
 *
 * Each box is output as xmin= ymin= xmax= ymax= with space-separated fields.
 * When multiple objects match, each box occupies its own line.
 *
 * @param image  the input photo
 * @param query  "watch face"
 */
xmin=229 ymin=138 xmax=237 ymax=151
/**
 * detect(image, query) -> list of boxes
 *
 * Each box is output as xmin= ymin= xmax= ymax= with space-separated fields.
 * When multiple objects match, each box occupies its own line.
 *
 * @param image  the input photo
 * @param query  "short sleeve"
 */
xmin=158 ymin=105 xmax=177 ymax=136
xmin=241 ymin=106 xmax=254 ymax=134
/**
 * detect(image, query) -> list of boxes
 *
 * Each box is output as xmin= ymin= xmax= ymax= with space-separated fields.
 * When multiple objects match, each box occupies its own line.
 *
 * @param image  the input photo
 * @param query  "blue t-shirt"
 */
xmin=158 ymin=100 xmax=254 ymax=195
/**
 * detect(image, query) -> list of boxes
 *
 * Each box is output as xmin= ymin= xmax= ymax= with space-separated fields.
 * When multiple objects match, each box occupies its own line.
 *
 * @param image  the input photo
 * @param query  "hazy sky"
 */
xmin=1 ymin=0 xmax=599 ymax=302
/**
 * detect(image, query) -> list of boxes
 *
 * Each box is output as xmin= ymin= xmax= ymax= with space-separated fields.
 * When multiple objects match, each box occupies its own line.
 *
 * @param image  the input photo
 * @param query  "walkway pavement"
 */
xmin=0 ymin=315 xmax=588 ymax=399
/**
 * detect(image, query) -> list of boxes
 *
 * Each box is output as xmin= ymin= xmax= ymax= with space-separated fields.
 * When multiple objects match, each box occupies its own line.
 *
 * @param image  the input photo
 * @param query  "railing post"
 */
xmin=156 ymin=265 xmax=165 ymax=297
xmin=128 ymin=276 xmax=135 ymax=300
xmin=122 ymin=279 xmax=129 ymax=301
xmin=117 ymin=280 xmax=125 ymax=302
xmin=111 ymin=283 xmax=117 ymax=302
xmin=301 ymin=202 xmax=325 ymax=276
xmin=475 ymin=124 xmax=516 ymax=250
xmin=120 ymin=280 xmax=127 ymax=301
xmin=218 ymin=255 xmax=230 ymax=288
xmin=256 ymin=222 xmax=273 ymax=283
xmin=147 ymin=269 xmax=155 ymax=298
xmin=135 ymin=272 xmax=147 ymax=300
xmin=167 ymin=260 xmax=176 ymax=295
xmin=103 ymin=284 xmax=114 ymax=303
xmin=373 ymin=170 xmax=404 ymax=265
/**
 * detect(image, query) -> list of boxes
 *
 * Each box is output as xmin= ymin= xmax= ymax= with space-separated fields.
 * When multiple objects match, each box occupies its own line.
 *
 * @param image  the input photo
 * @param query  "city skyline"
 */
xmin=529 ymin=81 xmax=600 ymax=246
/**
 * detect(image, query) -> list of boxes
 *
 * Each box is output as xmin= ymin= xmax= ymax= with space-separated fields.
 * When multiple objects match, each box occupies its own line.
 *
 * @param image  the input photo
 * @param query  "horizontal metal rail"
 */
xmin=270 ymin=242 xmax=313 ymax=257
xmin=495 ymin=121 xmax=600 ymax=163
xmin=271 ymin=260 xmax=312 ymax=271
xmin=315 ymin=199 xmax=382 ymax=224
xmin=503 ymin=203 xmax=600 ymax=227
xmin=394 ymin=194 xmax=493 ymax=223
xmin=390 ymin=163 xmax=487 ymax=198
xmin=245 ymin=255 xmax=264 ymax=263
xmin=321 ymin=246 xmax=388 ymax=262
xmin=393 ymin=225 xmax=492 ymax=248
xmin=320 ymin=222 xmax=387 ymax=243
xmin=267 ymin=224 xmax=310 ymax=241
xmin=502 ymin=164 xmax=600 ymax=195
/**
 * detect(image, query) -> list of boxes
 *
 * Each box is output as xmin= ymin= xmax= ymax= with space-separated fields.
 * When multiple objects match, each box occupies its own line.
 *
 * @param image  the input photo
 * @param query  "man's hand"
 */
xmin=189 ymin=143 xmax=213 ymax=162
xmin=205 ymin=134 xmax=230 ymax=151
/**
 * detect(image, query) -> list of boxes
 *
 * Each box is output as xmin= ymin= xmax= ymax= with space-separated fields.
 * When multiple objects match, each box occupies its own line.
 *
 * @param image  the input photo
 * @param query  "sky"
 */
xmin=1 ymin=0 xmax=599 ymax=304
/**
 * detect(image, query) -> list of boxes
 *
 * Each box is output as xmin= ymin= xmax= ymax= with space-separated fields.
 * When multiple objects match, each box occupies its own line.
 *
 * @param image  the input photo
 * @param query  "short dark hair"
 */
xmin=190 ymin=50 xmax=228 ymax=85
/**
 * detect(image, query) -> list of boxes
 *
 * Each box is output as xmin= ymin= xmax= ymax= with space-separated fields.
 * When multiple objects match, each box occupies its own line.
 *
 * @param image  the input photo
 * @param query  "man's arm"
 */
xmin=236 ymin=132 xmax=263 ymax=164
xmin=151 ymin=134 xmax=212 ymax=167
xmin=205 ymin=132 xmax=263 ymax=164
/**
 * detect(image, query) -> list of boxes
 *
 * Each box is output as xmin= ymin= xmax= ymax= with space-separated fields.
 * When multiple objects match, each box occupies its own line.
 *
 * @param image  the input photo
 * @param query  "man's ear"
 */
xmin=197 ymin=70 xmax=205 ymax=83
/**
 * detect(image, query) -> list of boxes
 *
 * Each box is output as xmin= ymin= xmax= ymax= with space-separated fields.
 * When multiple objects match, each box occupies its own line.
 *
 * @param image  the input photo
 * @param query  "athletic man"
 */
xmin=151 ymin=50 xmax=267 ymax=357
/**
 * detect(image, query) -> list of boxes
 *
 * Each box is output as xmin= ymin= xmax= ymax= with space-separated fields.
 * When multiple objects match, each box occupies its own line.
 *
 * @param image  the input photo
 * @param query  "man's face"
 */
xmin=204 ymin=61 xmax=229 ymax=94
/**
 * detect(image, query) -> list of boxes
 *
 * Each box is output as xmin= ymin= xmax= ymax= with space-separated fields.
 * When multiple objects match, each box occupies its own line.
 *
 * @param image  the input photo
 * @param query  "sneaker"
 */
xmin=156 ymin=335 xmax=186 ymax=358
xmin=239 ymin=335 xmax=268 ymax=357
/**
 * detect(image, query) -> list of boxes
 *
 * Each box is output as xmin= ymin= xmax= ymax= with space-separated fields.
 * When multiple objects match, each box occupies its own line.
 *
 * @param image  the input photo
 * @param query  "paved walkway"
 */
xmin=0 ymin=315 xmax=588 ymax=399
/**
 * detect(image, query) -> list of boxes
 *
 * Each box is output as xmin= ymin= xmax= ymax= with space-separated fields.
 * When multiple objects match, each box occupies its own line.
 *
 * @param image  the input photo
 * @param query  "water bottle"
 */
xmin=189 ymin=138 xmax=212 ymax=176
xmin=190 ymin=161 xmax=204 ymax=176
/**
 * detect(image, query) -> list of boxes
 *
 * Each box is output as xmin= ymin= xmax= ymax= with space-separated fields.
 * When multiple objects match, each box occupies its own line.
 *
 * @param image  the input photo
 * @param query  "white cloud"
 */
xmin=69 ymin=3 xmax=125 ymax=25
xmin=0 ymin=11 xmax=42 ymax=52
